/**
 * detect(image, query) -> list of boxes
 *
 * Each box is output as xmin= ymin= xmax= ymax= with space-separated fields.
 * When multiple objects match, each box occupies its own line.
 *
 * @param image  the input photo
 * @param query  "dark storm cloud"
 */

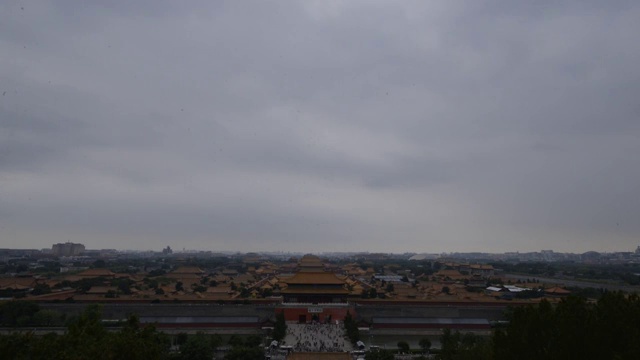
xmin=1 ymin=0 xmax=639 ymax=252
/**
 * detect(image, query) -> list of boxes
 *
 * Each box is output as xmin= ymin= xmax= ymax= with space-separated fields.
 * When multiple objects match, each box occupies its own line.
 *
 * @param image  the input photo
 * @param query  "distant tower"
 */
xmin=51 ymin=242 xmax=85 ymax=256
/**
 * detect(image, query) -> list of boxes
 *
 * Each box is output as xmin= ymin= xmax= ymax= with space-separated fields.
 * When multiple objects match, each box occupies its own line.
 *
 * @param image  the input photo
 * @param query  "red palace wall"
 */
xmin=276 ymin=306 xmax=355 ymax=323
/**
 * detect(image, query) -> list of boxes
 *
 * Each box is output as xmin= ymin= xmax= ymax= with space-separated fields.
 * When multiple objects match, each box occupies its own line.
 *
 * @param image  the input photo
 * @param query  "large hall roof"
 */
xmin=282 ymin=271 xmax=346 ymax=285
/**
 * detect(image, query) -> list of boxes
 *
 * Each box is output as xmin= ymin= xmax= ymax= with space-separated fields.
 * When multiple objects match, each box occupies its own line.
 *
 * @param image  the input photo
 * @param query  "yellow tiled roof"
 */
xmin=283 ymin=272 xmax=346 ymax=285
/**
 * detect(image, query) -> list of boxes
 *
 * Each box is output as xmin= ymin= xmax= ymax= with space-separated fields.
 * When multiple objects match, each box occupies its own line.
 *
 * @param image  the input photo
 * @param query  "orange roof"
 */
xmin=0 ymin=282 xmax=31 ymax=290
xmin=470 ymin=264 xmax=494 ymax=270
xmin=28 ymin=289 xmax=77 ymax=300
xmin=299 ymin=254 xmax=322 ymax=263
xmin=0 ymin=278 xmax=36 ymax=289
xmin=77 ymin=268 xmax=115 ymax=277
xmin=545 ymin=287 xmax=571 ymax=294
xmin=283 ymin=272 xmax=346 ymax=285
xmin=206 ymin=286 xmax=232 ymax=294
xmin=435 ymin=269 xmax=466 ymax=278
xmin=86 ymin=286 xmax=117 ymax=294
xmin=282 ymin=287 xmax=349 ymax=294
xmin=170 ymin=266 xmax=204 ymax=275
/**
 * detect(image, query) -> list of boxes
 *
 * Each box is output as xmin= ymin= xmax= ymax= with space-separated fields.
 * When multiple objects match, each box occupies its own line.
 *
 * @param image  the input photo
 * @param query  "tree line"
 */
xmin=4 ymin=292 xmax=640 ymax=359
xmin=0 ymin=303 xmax=266 ymax=360
xmin=431 ymin=291 xmax=640 ymax=360
xmin=366 ymin=292 xmax=640 ymax=360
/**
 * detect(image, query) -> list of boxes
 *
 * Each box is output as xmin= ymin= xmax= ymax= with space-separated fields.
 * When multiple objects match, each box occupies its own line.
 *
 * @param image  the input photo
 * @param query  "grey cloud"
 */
xmin=1 ymin=0 xmax=639 ymax=252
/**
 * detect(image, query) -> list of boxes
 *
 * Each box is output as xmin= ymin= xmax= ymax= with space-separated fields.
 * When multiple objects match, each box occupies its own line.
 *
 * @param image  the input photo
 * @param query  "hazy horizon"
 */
xmin=2 ymin=1 xmax=639 ymax=253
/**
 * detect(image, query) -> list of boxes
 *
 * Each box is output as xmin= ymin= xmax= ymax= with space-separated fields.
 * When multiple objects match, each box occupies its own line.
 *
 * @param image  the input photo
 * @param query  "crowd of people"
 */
xmin=284 ymin=322 xmax=353 ymax=353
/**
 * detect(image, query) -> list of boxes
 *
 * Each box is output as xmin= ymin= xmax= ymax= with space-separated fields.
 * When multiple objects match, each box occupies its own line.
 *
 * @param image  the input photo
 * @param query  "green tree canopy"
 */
xmin=179 ymin=332 xmax=214 ymax=360
xmin=419 ymin=337 xmax=432 ymax=352
xmin=397 ymin=340 xmax=410 ymax=352
xmin=494 ymin=292 xmax=640 ymax=360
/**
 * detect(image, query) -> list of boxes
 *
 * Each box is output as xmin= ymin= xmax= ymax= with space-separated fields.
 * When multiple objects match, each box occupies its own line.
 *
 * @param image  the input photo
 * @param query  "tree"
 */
xmin=179 ymin=332 xmax=214 ymax=360
xmin=442 ymin=286 xmax=450 ymax=294
xmin=0 ymin=300 xmax=39 ymax=326
xmin=369 ymin=288 xmax=378 ymax=298
xmin=148 ymin=279 xmax=159 ymax=289
xmin=397 ymin=340 xmax=410 ymax=353
xmin=224 ymin=334 xmax=263 ymax=360
xmin=148 ymin=269 xmax=166 ymax=277
xmin=32 ymin=309 xmax=63 ymax=326
xmin=273 ymin=311 xmax=287 ymax=342
xmin=106 ymin=315 xmax=171 ymax=359
xmin=116 ymin=279 xmax=132 ymax=295
xmin=438 ymin=329 xmax=493 ymax=360
xmin=31 ymin=283 xmax=52 ymax=296
xmin=193 ymin=285 xmax=207 ymax=293
xmin=365 ymin=349 xmax=394 ymax=360
xmin=419 ymin=337 xmax=432 ymax=353
xmin=344 ymin=311 xmax=360 ymax=344
xmin=228 ymin=334 xmax=244 ymax=348
xmin=176 ymin=332 xmax=189 ymax=346
xmin=245 ymin=334 xmax=262 ymax=347
xmin=175 ymin=281 xmax=184 ymax=292
xmin=493 ymin=293 xmax=640 ymax=360
xmin=224 ymin=345 xmax=263 ymax=360
xmin=0 ymin=306 xmax=168 ymax=359
xmin=385 ymin=283 xmax=395 ymax=293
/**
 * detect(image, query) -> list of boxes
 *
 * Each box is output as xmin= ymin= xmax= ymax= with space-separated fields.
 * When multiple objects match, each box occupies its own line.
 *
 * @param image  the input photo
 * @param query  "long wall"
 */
xmin=39 ymin=301 xmax=507 ymax=332
xmin=355 ymin=303 xmax=506 ymax=323
xmin=40 ymin=303 xmax=276 ymax=322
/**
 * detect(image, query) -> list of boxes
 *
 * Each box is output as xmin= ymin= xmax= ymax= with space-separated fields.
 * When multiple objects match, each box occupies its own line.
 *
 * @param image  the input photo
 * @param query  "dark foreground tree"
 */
xmin=365 ymin=349 xmax=394 ymax=360
xmin=179 ymin=332 xmax=214 ymax=360
xmin=419 ymin=337 xmax=432 ymax=353
xmin=224 ymin=346 xmax=263 ymax=360
xmin=0 ymin=300 xmax=40 ymax=326
xmin=397 ymin=340 xmax=410 ymax=353
xmin=343 ymin=311 xmax=360 ymax=344
xmin=273 ymin=310 xmax=287 ymax=342
xmin=493 ymin=292 xmax=640 ymax=360
xmin=439 ymin=328 xmax=492 ymax=360
xmin=0 ymin=305 xmax=170 ymax=360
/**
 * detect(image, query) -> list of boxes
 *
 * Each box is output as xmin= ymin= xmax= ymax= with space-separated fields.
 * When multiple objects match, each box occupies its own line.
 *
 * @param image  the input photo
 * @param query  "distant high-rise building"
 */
xmin=52 ymin=242 xmax=85 ymax=256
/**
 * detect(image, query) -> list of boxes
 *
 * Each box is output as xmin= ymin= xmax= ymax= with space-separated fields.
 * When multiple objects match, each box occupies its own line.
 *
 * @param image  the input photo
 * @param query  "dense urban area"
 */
xmin=1 ymin=243 xmax=640 ymax=359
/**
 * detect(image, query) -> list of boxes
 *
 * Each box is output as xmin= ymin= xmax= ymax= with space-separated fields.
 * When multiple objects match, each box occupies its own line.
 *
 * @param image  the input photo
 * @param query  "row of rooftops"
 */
xmin=2 ymin=254 xmax=574 ymax=304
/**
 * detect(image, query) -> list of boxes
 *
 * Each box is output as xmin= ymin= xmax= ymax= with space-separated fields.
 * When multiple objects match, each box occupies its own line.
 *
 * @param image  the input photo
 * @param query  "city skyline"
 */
xmin=1 ymin=1 xmax=639 ymax=253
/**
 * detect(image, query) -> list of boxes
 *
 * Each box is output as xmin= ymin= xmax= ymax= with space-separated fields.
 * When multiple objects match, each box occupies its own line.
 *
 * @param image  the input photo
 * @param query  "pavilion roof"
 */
xmin=281 ymin=287 xmax=349 ymax=294
xmin=77 ymin=268 xmax=116 ymax=278
xmin=282 ymin=272 xmax=346 ymax=285
xmin=545 ymin=287 xmax=571 ymax=294
xmin=170 ymin=266 xmax=204 ymax=275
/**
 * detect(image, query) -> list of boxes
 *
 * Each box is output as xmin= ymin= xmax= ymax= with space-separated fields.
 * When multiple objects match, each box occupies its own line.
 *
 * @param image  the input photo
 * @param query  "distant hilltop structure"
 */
xmin=52 ymin=242 xmax=85 ymax=256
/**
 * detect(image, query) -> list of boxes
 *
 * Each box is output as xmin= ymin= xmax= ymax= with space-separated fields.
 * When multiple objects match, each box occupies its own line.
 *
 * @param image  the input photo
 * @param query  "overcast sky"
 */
xmin=1 ymin=1 xmax=639 ymax=253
